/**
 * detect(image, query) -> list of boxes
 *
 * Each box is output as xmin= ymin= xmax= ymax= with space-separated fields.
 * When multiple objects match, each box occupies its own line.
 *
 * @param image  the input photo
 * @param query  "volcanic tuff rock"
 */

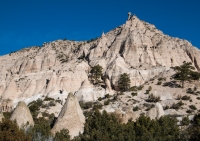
xmin=0 ymin=14 xmax=200 ymax=106
xmin=10 ymin=101 xmax=34 ymax=129
xmin=51 ymin=93 xmax=85 ymax=138
xmin=146 ymin=102 xmax=165 ymax=119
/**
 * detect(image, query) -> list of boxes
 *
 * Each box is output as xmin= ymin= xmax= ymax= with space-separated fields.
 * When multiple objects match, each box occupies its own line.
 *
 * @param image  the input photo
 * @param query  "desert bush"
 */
xmin=146 ymin=94 xmax=160 ymax=102
xmin=131 ymin=92 xmax=137 ymax=96
xmin=79 ymin=101 xmax=93 ymax=109
xmin=189 ymin=105 xmax=197 ymax=110
xmin=104 ymin=99 xmax=110 ymax=105
xmin=181 ymin=95 xmax=191 ymax=100
xmin=157 ymin=81 xmax=162 ymax=85
xmin=182 ymin=116 xmax=190 ymax=126
xmin=171 ymin=101 xmax=184 ymax=109
xmin=133 ymin=106 xmax=139 ymax=111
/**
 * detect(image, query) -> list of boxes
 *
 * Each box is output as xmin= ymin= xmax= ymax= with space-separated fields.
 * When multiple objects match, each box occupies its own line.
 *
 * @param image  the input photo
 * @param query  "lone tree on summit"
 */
xmin=90 ymin=64 xmax=103 ymax=84
xmin=118 ymin=73 xmax=131 ymax=92
xmin=172 ymin=61 xmax=200 ymax=88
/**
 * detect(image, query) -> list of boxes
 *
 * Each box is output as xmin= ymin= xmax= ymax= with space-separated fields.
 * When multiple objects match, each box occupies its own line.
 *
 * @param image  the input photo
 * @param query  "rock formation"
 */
xmin=75 ymin=79 xmax=108 ymax=102
xmin=51 ymin=93 xmax=85 ymax=138
xmin=146 ymin=102 xmax=165 ymax=119
xmin=0 ymin=14 xmax=199 ymax=107
xmin=10 ymin=101 xmax=34 ymax=130
xmin=0 ymin=99 xmax=13 ymax=112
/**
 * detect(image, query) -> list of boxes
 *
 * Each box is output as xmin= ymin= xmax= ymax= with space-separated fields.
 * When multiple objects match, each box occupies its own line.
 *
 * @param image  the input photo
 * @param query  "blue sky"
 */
xmin=0 ymin=0 xmax=199 ymax=55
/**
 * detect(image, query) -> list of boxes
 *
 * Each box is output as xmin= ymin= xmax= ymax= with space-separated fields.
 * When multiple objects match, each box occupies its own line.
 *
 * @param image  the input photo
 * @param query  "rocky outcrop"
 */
xmin=51 ymin=93 xmax=85 ymax=138
xmin=146 ymin=102 xmax=165 ymax=119
xmin=10 ymin=101 xmax=34 ymax=129
xmin=0 ymin=14 xmax=199 ymax=105
xmin=75 ymin=79 xmax=108 ymax=102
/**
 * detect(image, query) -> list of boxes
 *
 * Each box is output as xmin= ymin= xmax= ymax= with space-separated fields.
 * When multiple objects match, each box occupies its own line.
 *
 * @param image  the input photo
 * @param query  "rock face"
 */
xmin=0 ymin=15 xmax=200 ymax=105
xmin=75 ymin=79 xmax=110 ymax=102
xmin=10 ymin=101 xmax=34 ymax=129
xmin=51 ymin=93 xmax=85 ymax=138
xmin=146 ymin=102 xmax=165 ymax=119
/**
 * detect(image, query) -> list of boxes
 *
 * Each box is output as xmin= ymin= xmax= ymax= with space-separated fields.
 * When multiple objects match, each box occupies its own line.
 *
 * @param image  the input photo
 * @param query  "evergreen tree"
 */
xmin=90 ymin=65 xmax=103 ymax=84
xmin=0 ymin=119 xmax=31 ymax=141
xmin=54 ymin=129 xmax=70 ymax=141
xmin=118 ymin=73 xmax=131 ymax=92
xmin=172 ymin=61 xmax=200 ymax=88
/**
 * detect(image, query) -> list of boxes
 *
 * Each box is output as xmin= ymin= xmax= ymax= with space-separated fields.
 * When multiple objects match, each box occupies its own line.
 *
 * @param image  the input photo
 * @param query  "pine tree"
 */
xmin=172 ymin=61 xmax=200 ymax=88
xmin=118 ymin=73 xmax=131 ymax=92
xmin=90 ymin=65 xmax=103 ymax=84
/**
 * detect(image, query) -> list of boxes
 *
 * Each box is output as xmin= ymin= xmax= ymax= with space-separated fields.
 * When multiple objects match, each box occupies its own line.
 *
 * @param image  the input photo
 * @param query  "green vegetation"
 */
xmin=181 ymin=95 xmax=191 ymax=100
xmin=54 ymin=129 xmax=70 ymax=141
xmin=133 ymin=106 xmax=139 ymax=111
xmin=131 ymin=92 xmax=137 ymax=96
xmin=172 ymin=61 xmax=200 ymax=88
xmin=182 ymin=116 xmax=190 ymax=126
xmin=79 ymin=101 xmax=93 ymax=109
xmin=57 ymin=53 xmax=69 ymax=63
xmin=189 ymin=105 xmax=197 ymax=110
xmin=118 ymin=73 xmax=131 ymax=92
xmin=171 ymin=101 xmax=184 ymax=109
xmin=146 ymin=94 xmax=160 ymax=102
xmin=104 ymin=99 xmax=110 ymax=105
xmin=0 ymin=119 xmax=31 ymax=141
xmin=89 ymin=64 xmax=103 ymax=84
xmin=77 ymin=110 xmax=180 ymax=141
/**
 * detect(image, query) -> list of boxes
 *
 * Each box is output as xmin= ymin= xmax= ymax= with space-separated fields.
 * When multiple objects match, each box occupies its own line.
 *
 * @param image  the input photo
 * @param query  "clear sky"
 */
xmin=0 ymin=0 xmax=199 ymax=55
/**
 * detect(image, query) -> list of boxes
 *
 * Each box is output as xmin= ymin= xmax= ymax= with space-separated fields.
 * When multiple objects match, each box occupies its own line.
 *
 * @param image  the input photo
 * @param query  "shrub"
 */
xmin=158 ymin=77 xmax=166 ymax=81
xmin=181 ymin=95 xmax=191 ymax=100
xmin=79 ymin=101 xmax=93 ymax=109
xmin=157 ymin=81 xmax=162 ymax=85
xmin=189 ymin=105 xmax=197 ymax=110
xmin=48 ymin=101 xmax=56 ymax=107
xmin=3 ymin=112 xmax=12 ymax=119
xmin=104 ymin=99 xmax=110 ymax=105
xmin=171 ymin=101 xmax=184 ymax=109
xmin=131 ymin=92 xmax=137 ymax=96
xmin=54 ymin=129 xmax=70 ymax=141
xmin=182 ymin=116 xmax=190 ymax=126
xmin=98 ymin=97 xmax=102 ymax=101
xmin=0 ymin=119 xmax=31 ymax=140
xmin=197 ymin=97 xmax=200 ymax=100
xmin=93 ymin=103 xmax=103 ymax=110
xmin=148 ymin=86 xmax=152 ymax=91
xmin=137 ymin=86 xmax=143 ymax=90
xmin=145 ymin=90 xmax=150 ymax=94
xmin=187 ymin=88 xmax=195 ymax=94
xmin=186 ymin=110 xmax=192 ymax=113
xmin=133 ymin=106 xmax=139 ymax=111
xmin=44 ymin=96 xmax=54 ymax=101
xmin=105 ymin=94 xmax=110 ymax=98
xmin=130 ymin=86 xmax=138 ymax=91
xmin=146 ymin=94 xmax=160 ymax=102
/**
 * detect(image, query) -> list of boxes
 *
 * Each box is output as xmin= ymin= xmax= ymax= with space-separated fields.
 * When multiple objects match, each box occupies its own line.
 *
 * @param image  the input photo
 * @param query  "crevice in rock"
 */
xmin=119 ymin=41 xmax=126 ymax=58
xmin=194 ymin=57 xmax=200 ymax=71
xmin=186 ymin=50 xmax=193 ymax=62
